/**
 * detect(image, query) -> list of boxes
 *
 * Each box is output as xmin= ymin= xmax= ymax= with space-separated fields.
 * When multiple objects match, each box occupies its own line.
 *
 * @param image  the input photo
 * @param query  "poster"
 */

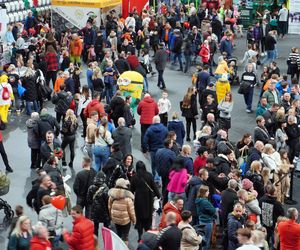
xmin=0 ymin=9 xmax=9 ymax=41
xmin=122 ymin=0 xmax=149 ymax=17
xmin=52 ymin=6 xmax=101 ymax=30
xmin=288 ymin=0 xmax=300 ymax=34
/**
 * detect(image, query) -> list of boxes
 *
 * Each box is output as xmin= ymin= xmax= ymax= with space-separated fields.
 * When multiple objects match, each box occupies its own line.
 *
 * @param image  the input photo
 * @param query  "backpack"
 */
xmin=2 ymin=86 xmax=10 ymax=101
xmin=0 ymin=171 xmax=10 ymax=196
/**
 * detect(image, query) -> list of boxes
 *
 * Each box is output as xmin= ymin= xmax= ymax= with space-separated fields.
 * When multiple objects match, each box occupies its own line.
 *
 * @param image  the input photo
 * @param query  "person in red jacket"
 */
xmin=278 ymin=207 xmax=300 ymax=250
xmin=199 ymin=40 xmax=210 ymax=64
xmin=63 ymin=205 xmax=94 ymax=250
xmin=159 ymin=196 xmax=183 ymax=229
xmin=83 ymin=92 xmax=105 ymax=119
xmin=193 ymin=146 xmax=208 ymax=176
xmin=137 ymin=93 xmax=159 ymax=148
xmin=30 ymin=224 xmax=52 ymax=250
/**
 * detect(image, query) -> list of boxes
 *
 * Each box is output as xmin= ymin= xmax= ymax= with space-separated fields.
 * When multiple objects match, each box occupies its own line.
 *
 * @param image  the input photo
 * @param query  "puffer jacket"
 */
xmin=108 ymin=187 xmax=136 ymax=225
xmin=137 ymin=96 xmax=159 ymax=125
xmin=52 ymin=91 xmax=73 ymax=115
xmin=159 ymin=201 xmax=182 ymax=229
xmin=30 ymin=236 xmax=51 ymax=250
xmin=83 ymin=99 xmax=105 ymax=118
xmin=214 ymin=154 xmax=231 ymax=176
xmin=86 ymin=171 xmax=110 ymax=224
xmin=63 ymin=215 xmax=94 ymax=250
xmin=22 ymin=75 xmax=38 ymax=101
xmin=178 ymin=221 xmax=202 ymax=250
xmin=26 ymin=118 xmax=40 ymax=149
xmin=143 ymin=123 xmax=168 ymax=152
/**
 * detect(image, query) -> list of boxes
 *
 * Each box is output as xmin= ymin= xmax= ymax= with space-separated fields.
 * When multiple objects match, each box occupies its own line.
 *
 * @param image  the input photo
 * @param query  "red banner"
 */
xmin=122 ymin=0 xmax=148 ymax=17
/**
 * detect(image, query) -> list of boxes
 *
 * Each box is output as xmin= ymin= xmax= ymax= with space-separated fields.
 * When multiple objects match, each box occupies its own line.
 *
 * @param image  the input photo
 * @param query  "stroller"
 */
xmin=227 ymin=57 xmax=240 ymax=86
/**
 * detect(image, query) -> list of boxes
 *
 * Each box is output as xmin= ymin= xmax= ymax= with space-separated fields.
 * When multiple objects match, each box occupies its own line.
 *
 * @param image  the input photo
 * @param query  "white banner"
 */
xmin=52 ymin=6 xmax=101 ymax=29
xmin=0 ymin=9 xmax=9 ymax=41
xmin=288 ymin=0 xmax=300 ymax=34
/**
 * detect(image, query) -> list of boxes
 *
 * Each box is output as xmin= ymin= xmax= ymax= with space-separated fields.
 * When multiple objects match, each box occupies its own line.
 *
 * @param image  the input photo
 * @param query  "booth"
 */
xmin=51 ymin=0 xmax=121 ymax=32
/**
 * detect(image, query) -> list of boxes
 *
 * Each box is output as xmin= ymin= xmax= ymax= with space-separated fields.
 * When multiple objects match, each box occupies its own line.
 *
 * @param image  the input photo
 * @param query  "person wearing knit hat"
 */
xmin=242 ymin=178 xmax=253 ymax=191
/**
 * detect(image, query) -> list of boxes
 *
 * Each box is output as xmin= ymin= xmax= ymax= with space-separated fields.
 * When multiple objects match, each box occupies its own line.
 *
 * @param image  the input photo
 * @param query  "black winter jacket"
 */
xmin=52 ymin=91 xmax=73 ymax=115
xmin=73 ymin=168 xmax=97 ymax=199
xmin=23 ymin=75 xmax=38 ymax=101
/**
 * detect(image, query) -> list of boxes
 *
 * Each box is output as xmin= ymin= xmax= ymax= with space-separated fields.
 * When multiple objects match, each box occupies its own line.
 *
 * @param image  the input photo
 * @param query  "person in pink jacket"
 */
xmin=167 ymin=159 xmax=190 ymax=201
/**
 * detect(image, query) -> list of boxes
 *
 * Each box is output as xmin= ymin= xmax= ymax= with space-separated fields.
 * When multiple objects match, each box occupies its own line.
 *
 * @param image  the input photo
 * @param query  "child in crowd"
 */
xmin=157 ymin=91 xmax=172 ymax=127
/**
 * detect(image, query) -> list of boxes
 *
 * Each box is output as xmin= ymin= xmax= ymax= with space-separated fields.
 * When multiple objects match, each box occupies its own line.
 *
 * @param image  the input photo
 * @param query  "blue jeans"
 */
xmin=261 ymin=50 xmax=275 ymax=65
xmin=143 ymin=77 xmax=149 ymax=92
xmin=199 ymin=222 xmax=213 ymax=250
xmin=93 ymin=145 xmax=110 ymax=172
xmin=173 ymin=53 xmax=183 ymax=70
xmin=243 ymin=87 xmax=254 ymax=110
xmin=104 ymin=87 xmax=113 ymax=104
xmin=26 ymin=100 xmax=39 ymax=115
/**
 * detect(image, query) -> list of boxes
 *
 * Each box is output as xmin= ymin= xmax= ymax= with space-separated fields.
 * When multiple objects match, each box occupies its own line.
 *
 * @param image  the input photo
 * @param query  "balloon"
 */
xmin=183 ymin=21 xmax=190 ymax=29
xmin=51 ymin=195 xmax=66 ymax=210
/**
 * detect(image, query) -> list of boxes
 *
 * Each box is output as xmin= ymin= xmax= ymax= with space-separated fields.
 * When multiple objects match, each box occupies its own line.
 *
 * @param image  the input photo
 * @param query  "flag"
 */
xmin=101 ymin=227 xmax=129 ymax=250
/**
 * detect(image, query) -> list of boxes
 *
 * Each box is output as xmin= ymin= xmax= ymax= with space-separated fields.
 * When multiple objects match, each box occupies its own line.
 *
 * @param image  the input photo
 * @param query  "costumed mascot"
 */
xmin=117 ymin=71 xmax=144 ymax=113
xmin=0 ymin=73 xmax=14 ymax=124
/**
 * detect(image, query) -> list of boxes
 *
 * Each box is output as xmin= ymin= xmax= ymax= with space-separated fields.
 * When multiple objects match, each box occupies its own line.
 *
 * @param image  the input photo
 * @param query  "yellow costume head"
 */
xmin=117 ymin=71 xmax=144 ymax=100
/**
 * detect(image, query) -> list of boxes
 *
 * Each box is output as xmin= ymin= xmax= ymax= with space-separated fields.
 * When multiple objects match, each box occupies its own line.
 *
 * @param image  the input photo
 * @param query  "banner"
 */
xmin=52 ymin=0 xmax=121 ymax=8
xmin=122 ymin=0 xmax=149 ymax=17
xmin=52 ymin=6 xmax=101 ymax=29
xmin=288 ymin=0 xmax=300 ymax=34
xmin=101 ymin=227 xmax=129 ymax=250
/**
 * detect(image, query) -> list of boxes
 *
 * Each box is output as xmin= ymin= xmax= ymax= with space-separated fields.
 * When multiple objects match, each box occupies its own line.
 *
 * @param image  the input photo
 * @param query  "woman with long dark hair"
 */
xmin=77 ymin=85 xmax=91 ymax=138
xmin=130 ymin=161 xmax=160 ymax=241
xmin=180 ymin=86 xmax=198 ymax=141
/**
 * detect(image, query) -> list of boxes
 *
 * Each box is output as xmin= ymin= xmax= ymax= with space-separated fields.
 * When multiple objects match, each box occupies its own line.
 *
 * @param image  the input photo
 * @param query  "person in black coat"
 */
xmin=155 ymin=44 xmax=168 ymax=89
xmin=109 ymin=91 xmax=125 ymax=128
xmin=115 ymin=52 xmax=131 ymax=74
xmin=95 ymin=31 xmax=105 ymax=62
xmin=131 ymin=161 xmax=160 ymax=241
xmin=259 ymin=183 xmax=285 ymax=246
xmin=167 ymin=113 xmax=185 ymax=147
xmin=171 ymin=30 xmax=183 ymax=71
xmin=22 ymin=69 xmax=39 ymax=115
xmin=40 ymin=131 xmax=61 ymax=165
xmin=86 ymin=171 xmax=110 ymax=235
xmin=51 ymin=84 xmax=73 ymax=123
xmin=42 ymin=155 xmax=64 ymax=191
xmin=180 ymin=87 xmax=198 ymax=141
xmin=286 ymin=115 xmax=300 ymax=161
xmin=73 ymin=157 xmax=97 ymax=218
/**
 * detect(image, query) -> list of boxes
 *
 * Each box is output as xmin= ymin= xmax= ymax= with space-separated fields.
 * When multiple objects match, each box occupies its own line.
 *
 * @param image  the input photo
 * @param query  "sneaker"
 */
xmin=246 ymin=109 xmax=253 ymax=113
xmin=6 ymin=166 xmax=13 ymax=173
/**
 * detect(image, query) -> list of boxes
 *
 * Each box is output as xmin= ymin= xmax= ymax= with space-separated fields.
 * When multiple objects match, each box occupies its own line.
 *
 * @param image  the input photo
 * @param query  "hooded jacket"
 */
xmin=167 ymin=120 xmax=185 ymax=146
xmin=199 ymin=44 xmax=210 ymax=63
xmin=34 ymin=113 xmax=60 ymax=140
xmin=159 ymin=201 xmax=182 ymax=229
xmin=108 ymin=187 xmax=136 ymax=225
xmin=185 ymin=176 xmax=203 ymax=216
xmin=83 ymin=99 xmax=105 ymax=118
xmin=38 ymin=203 xmax=63 ymax=235
xmin=137 ymin=96 xmax=159 ymax=125
xmin=86 ymin=172 xmax=110 ymax=224
xmin=167 ymin=168 xmax=188 ymax=193
xmin=52 ymin=91 xmax=73 ymax=114
xmin=143 ymin=123 xmax=168 ymax=152
xmin=63 ymin=215 xmax=94 ymax=250
xmin=29 ymin=236 xmax=51 ymax=250
xmin=26 ymin=118 xmax=40 ymax=149
xmin=195 ymin=197 xmax=216 ymax=223
xmin=22 ymin=75 xmax=38 ymax=101
xmin=214 ymin=154 xmax=231 ymax=175
xmin=155 ymin=147 xmax=177 ymax=178
xmin=102 ymin=151 xmax=124 ymax=183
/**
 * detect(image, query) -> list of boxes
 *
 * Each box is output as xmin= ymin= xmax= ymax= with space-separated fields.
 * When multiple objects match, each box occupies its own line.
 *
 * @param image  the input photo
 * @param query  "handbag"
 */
xmin=238 ymin=81 xmax=251 ymax=95
xmin=17 ymin=84 xmax=26 ymax=97
xmin=237 ymin=148 xmax=247 ymax=168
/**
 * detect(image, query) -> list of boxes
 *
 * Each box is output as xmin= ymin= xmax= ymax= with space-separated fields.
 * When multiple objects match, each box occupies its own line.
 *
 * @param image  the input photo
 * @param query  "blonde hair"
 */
xmin=263 ymin=144 xmax=274 ymax=154
xmin=65 ymin=109 xmax=77 ymax=125
xmin=12 ymin=216 xmax=31 ymax=237
xmin=250 ymin=161 xmax=262 ymax=173
xmin=24 ymin=68 xmax=35 ymax=77
xmin=182 ymin=145 xmax=191 ymax=155
xmin=261 ymin=168 xmax=270 ymax=186
xmin=92 ymin=67 xmax=102 ymax=80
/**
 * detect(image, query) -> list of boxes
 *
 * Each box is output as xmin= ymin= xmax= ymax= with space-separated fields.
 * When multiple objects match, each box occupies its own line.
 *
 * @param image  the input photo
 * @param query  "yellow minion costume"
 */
xmin=0 ymin=74 xmax=14 ymax=123
xmin=117 ymin=71 xmax=144 ymax=113
xmin=216 ymin=77 xmax=230 ymax=104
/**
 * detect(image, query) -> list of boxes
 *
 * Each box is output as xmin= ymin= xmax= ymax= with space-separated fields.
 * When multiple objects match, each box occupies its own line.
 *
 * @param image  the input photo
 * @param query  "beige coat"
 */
xmin=178 ymin=221 xmax=202 ymax=250
xmin=85 ymin=118 xmax=97 ymax=144
xmin=108 ymin=188 xmax=136 ymax=226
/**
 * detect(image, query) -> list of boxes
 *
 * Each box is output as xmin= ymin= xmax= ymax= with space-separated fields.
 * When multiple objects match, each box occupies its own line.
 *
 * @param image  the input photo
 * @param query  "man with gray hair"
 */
xmin=143 ymin=115 xmax=168 ymax=178
xmin=278 ymin=207 xmax=300 ymax=249
xmin=30 ymin=223 xmax=51 ymax=248
xmin=112 ymin=117 xmax=132 ymax=156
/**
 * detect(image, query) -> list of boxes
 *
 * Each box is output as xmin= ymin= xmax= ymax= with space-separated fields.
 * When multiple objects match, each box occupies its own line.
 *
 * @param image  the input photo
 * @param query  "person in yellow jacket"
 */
xmin=216 ymin=77 xmax=231 ymax=103
xmin=215 ymin=56 xmax=232 ymax=79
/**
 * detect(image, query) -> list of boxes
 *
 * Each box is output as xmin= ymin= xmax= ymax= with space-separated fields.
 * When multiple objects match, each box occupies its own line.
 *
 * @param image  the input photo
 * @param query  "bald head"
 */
xmin=165 ymin=211 xmax=177 ymax=225
xmin=228 ymin=179 xmax=238 ymax=189
xmin=117 ymin=117 xmax=125 ymax=127
xmin=152 ymin=115 xmax=161 ymax=124
xmin=255 ymin=141 xmax=264 ymax=152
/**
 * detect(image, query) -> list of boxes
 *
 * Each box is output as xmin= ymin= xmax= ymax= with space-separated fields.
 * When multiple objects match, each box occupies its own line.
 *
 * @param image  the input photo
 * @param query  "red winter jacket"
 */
xmin=137 ymin=96 xmax=159 ymax=125
xmin=199 ymin=45 xmax=210 ymax=63
xmin=84 ymin=99 xmax=105 ymax=118
xmin=30 ymin=236 xmax=51 ymax=250
xmin=63 ymin=216 xmax=94 ymax=250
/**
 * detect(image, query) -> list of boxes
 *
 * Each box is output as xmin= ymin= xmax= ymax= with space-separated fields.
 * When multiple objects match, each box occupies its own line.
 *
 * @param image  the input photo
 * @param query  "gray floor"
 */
xmin=0 ymin=33 xmax=299 ymax=250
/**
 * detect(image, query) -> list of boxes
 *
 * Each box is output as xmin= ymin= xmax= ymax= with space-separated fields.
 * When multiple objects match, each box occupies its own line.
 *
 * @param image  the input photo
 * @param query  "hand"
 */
xmin=218 ymin=173 xmax=226 ymax=178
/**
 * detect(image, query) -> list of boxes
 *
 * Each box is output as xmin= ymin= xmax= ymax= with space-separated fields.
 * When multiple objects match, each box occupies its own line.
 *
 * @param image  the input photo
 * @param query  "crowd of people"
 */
xmin=0 ymin=1 xmax=300 ymax=250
